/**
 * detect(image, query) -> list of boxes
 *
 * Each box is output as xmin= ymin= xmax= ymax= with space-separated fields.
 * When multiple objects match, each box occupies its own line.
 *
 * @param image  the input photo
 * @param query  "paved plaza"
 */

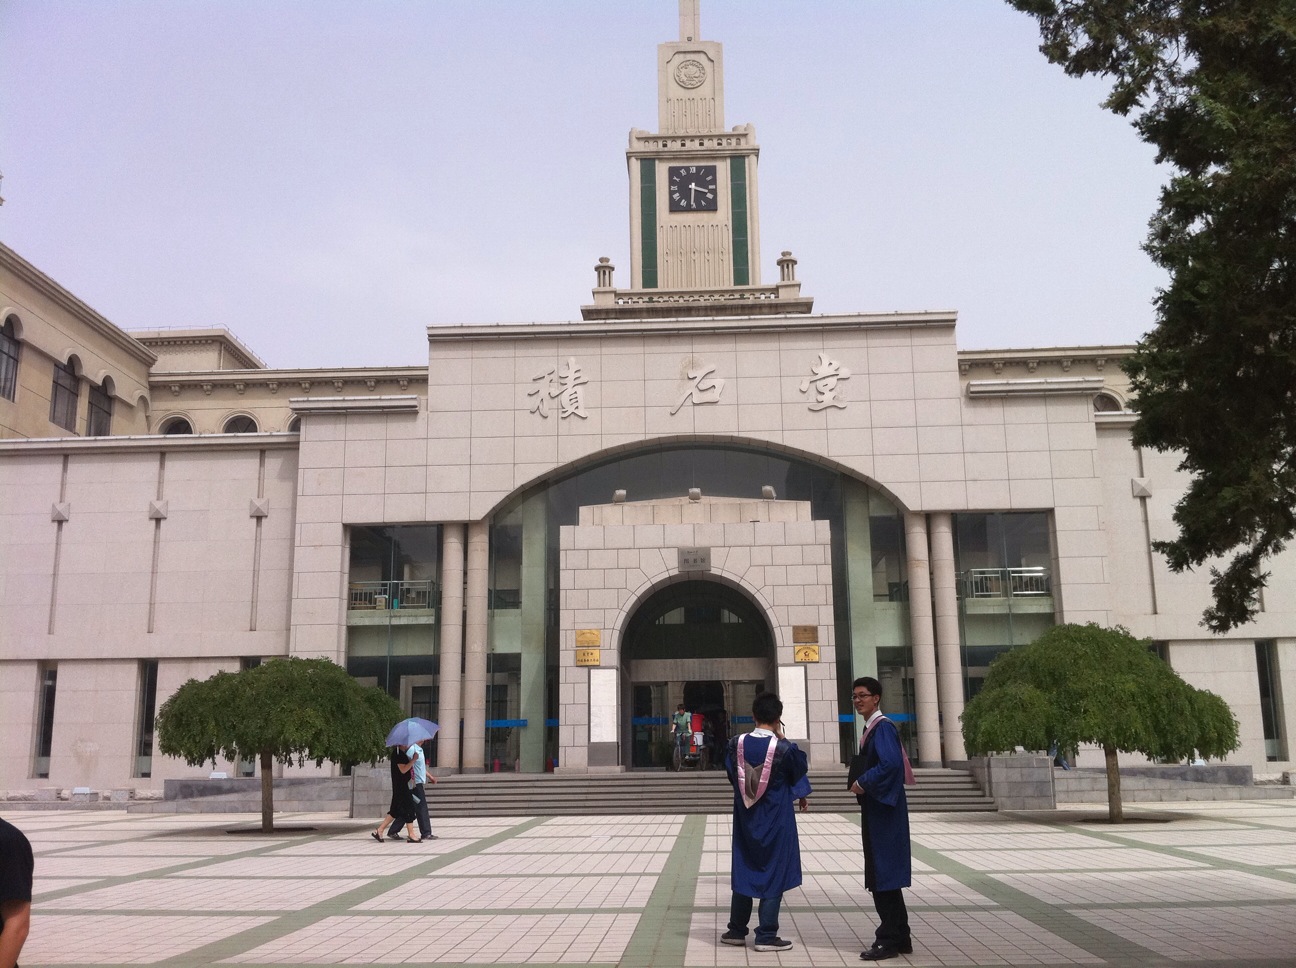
xmin=10 ymin=798 xmax=1296 ymax=967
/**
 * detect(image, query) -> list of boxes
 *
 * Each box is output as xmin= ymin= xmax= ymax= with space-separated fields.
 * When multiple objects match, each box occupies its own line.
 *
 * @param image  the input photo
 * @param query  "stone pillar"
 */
xmin=904 ymin=512 xmax=941 ymax=767
xmin=929 ymin=513 xmax=966 ymax=763
xmin=461 ymin=520 xmax=489 ymax=773
xmin=436 ymin=524 xmax=465 ymax=770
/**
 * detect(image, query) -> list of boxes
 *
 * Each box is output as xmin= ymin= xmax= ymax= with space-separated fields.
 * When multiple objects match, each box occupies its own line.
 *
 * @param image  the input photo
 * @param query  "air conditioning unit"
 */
xmin=373 ymin=595 xmax=388 ymax=609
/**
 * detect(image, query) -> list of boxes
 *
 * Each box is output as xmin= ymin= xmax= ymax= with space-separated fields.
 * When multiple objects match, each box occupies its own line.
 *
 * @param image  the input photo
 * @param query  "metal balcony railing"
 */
xmin=960 ymin=567 xmax=1051 ymax=599
xmin=347 ymin=580 xmax=437 ymax=610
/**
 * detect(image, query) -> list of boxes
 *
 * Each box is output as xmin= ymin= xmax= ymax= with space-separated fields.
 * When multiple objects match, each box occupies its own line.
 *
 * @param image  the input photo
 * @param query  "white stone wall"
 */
xmin=557 ymin=496 xmax=837 ymax=769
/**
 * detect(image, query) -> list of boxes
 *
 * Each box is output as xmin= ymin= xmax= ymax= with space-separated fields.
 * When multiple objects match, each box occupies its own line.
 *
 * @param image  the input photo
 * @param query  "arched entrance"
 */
xmin=622 ymin=579 xmax=776 ymax=770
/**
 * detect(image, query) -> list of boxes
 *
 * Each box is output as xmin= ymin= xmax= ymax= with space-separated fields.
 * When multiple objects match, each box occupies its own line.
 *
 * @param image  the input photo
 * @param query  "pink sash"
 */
xmin=736 ymin=733 xmax=779 ymax=808
xmin=861 ymin=716 xmax=916 ymax=786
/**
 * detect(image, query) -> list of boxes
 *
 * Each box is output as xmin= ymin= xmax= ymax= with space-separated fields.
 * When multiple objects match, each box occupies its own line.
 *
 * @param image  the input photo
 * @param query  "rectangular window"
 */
xmin=730 ymin=156 xmax=750 ymax=285
xmin=87 ymin=382 xmax=113 ymax=436
xmin=640 ymin=158 xmax=658 ymax=288
xmin=0 ymin=318 xmax=18 ymax=401
xmin=135 ymin=660 xmax=159 ymax=777
xmin=1256 ymin=639 xmax=1287 ymax=762
xmin=49 ymin=360 xmax=79 ymax=432
xmin=34 ymin=664 xmax=57 ymax=778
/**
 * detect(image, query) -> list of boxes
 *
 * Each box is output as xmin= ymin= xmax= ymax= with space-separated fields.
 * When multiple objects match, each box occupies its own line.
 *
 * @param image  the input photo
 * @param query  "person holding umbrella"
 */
xmin=374 ymin=718 xmax=440 ymax=844
xmin=372 ymin=746 xmax=418 ymax=843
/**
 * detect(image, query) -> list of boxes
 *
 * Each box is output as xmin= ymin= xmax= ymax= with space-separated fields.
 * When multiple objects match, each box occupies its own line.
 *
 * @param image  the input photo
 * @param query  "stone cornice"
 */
xmin=0 ymin=432 xmax=301 ymax=456
xmin=288 ymin=395 xmax=420 ymax=415
xmin=0 ymin=242 xmax=158 ymax=367
xmin=956 ymin=345 xmax=1134 ymax=377
xmin=149 ymin=367 xmax=427 ymax=397
xmin=130 ymin=328 xmax=265 ymax=369
xmin=428 ymin=311 xmax=958 ymax=343
xmin=966 ymin=376 xmax=1105 ymax=397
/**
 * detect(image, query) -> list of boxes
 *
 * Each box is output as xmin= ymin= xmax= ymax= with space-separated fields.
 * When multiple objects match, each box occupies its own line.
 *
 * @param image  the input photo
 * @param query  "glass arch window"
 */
xmin=50 ymin=359 xmax=79 ymax=431
xmin=87 ymin=381 xmax=113 ymax=436
xmin=0 ymin=315 xmax=19 ymax=401
xmin=160 ymin=416 xmax=194 ymax=435
xmin=1093 ymin=392 xmax=1123 ymax=413
xmin=223 ymin=415 xmax=258 ymax=433
xmin=485 ymin=442 xmax=913 ymax=771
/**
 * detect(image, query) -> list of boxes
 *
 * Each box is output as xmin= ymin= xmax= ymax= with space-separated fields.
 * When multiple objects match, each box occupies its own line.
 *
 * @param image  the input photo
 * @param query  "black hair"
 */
xmin=852 ymin=676 xmax=882 ymax=697
xmin=751 ymin=691 xmax=783 ymax=724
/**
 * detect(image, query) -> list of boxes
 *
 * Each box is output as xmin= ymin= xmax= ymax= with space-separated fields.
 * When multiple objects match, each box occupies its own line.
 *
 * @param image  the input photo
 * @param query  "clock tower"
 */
xmin=583 ymin=0 xmax=811 ymax=320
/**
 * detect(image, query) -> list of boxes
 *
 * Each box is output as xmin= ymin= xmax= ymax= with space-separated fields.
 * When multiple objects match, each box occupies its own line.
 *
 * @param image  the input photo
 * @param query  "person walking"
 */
xmin=720 ymin=692 xmax=808 ymax=953
xmin=848 ymin=676 xmax=913 ymax=961
xmin=407 ymin=738 xmax=437 ymax=842
xmin=0 ymin=815 xmax=33 ymax=968
xmin=372 ymin=747 xmax=418 ymax=843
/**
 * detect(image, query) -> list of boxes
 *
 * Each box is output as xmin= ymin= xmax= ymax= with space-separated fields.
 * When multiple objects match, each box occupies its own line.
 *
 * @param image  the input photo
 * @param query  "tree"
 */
xmin=961 ymin=623 xmax=1238 ymax=821
xmin=156 ymin=657 xmax=405 ymax=832
xmin=1007 ymin=1 xmax=1296 ymax=632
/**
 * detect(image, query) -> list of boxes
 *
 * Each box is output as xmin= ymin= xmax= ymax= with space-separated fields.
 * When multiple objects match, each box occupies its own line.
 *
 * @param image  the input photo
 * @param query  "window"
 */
xmin=134 ymin=660 xmax=159 ymax=777
xmin=1093 ymin=392 xmax=1123 ymax=413
xmin=1256 ymin=639 xmax=1287 ymax=761
xmin=87 ymin=382 xmax=113 ymax=436
xmin=0 ymin=316 xmax=19 ymax=401
xmin=223 ymin=415 xmax=258 ymax=433
xmin=50 ymin=359 xmax=79 ymax=431
xmin=161 ymin=417 xmax=193 ymax=435
xmin=34 ymin=664 xmax=57 ymax=778
xmin=287 ymin=415 xmax=301 ymax=433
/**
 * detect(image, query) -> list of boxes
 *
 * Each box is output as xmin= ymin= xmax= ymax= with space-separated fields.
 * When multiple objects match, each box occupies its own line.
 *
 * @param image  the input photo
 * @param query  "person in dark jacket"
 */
xmin=371 ymin=747 xmax=418 ymax=842
xmin=848 ymin=676 xmax=913 ymax=961
xmin=720 ymin=692 xmax=808 ymax=953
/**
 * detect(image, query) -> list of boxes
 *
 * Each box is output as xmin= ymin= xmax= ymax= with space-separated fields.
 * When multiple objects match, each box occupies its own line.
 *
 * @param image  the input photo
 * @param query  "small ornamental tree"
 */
xmin=156 ymin=657 xmax=405 ymax=832
xmin=961 ymin=623 xmax=1239 ymax=822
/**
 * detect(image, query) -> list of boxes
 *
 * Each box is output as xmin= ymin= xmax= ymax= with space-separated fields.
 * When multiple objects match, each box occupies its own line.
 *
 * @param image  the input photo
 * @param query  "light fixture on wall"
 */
xmin=688 ymin=488 xmax=702 ymax=502
xmin=613 ymin=489 xmax=626 ymax=503
xmin=762 ymin=485 xmax=776 ymax=499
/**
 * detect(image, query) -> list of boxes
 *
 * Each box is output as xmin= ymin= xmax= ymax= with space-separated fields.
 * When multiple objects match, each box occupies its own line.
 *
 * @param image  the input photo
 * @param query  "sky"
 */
xmin=0 ymin=1 xmax=1170 ymax=370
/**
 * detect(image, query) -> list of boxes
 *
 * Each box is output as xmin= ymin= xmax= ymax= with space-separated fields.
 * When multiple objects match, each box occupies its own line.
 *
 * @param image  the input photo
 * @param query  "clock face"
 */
xmin=668 ymin=165 xmax=718 ymax=212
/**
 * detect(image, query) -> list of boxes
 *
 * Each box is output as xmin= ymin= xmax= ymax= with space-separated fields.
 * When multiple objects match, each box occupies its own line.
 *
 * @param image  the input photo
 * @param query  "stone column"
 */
xmin=929 ymin=513 xmax=967 ymax=763
xmin=904 ymin=512 xmax=941 ymax=767
xmin=436 ymin=524 xmax=465 ymax=770
xmin=461 ymin=519 xmax=489 ymax=773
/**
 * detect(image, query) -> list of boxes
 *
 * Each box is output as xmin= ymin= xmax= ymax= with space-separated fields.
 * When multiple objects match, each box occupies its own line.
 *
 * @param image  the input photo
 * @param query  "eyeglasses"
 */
xmin=852 ymin=692 xmax=876 ymax=700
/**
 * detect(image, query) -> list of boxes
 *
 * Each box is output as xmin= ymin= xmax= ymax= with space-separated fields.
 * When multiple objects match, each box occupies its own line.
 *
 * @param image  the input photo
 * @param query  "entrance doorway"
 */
xmin=622 ymin=579 xmax=776 ymax=770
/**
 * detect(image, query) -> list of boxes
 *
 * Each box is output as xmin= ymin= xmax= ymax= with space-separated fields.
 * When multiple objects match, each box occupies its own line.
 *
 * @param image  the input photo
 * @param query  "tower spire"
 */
xmin=679 ymin=0 xmax=700 ymax=42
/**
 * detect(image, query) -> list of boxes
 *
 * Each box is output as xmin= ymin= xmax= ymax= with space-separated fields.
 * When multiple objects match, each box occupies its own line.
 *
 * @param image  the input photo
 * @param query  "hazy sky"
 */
xmin=1 ymin=1 xmax=1169 ymax=370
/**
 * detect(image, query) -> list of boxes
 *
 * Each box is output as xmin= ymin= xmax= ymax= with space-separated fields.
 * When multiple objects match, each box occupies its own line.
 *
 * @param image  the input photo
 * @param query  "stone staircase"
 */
xmin=387 ymin=767 xmax=995 ymax=817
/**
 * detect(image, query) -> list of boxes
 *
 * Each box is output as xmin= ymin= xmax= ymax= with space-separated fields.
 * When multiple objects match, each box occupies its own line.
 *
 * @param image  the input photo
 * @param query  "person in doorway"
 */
xmin=406 ymin=738 xmax=437 ymax=842
xmin=720 ymin=691 xmax=808 ymax=953
xmin=372 ymin=747 xmax=418 ymax=843
xmin=0 ymin=815 xmax=33 ymax=968
xmin=670 ymin=703 xmax=692 ymax=755
xmin=848 ymin=676 xmax=913 ymax=961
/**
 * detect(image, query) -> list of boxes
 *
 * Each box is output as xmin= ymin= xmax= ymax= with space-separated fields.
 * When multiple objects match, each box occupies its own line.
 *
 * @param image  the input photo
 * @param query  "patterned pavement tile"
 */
xmin=1071 ymin=903 xmax=1296 ymax=961
xmin=39 ymin=876 xmax=371 ymax=911
xmin=22 ymin=914 xmax=274 ymax=964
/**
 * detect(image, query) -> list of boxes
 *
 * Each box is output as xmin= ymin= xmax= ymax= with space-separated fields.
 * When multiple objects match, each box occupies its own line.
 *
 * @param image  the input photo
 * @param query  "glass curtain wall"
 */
xmin=346 ymin=525 xmax=442 ymax=756
xmin=488 ymin=443 xmax=911 ymax=771
xmin=953 ymin=512 xmax=1057 ymax=698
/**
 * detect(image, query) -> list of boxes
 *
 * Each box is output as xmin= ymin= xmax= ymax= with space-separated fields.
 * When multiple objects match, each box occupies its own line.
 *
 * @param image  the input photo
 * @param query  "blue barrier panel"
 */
xmin=631 ymin=717 xmax=669 ymax=726
xmin=486 ymin=719 xmax=528 ymax=728
xmin=838 ymin=713 xmax=915 ymax=723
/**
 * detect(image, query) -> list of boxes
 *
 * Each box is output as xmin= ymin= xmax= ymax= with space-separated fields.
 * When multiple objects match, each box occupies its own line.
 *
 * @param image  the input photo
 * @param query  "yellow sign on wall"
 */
xmin=575 ymin=648 xmax=601 ymax=667
xmin=794 ymin=645 xmax=820 ymax=663
xmin=576 ymin=629 xmax=601 ymax=646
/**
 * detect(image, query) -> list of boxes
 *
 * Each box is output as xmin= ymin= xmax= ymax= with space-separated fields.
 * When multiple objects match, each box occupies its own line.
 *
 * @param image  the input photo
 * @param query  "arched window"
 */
xmin=1093 ymin=392 xmax=1123 ymax=413
xmin=0 ymin=316 xmax=19 ymax=401
xmin=87 ymin=379 xmax=114 ymax=436
xmin=161 ymin=416 xmax=193 ymax=435
xmin=286 ymin=415 xmax=301 ymax=433
xmin=223 ymin=415 xmax=258 ymax=434
xmin=50 ymin=359 xmax=79 ymax=432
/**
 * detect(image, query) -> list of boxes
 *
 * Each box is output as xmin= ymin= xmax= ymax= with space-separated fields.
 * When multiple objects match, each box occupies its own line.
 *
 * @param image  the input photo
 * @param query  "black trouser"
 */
xmin=861 ymin=809 xmax=910 ymax=947
xmin=412 ymin=783 xmax=432 ymax=838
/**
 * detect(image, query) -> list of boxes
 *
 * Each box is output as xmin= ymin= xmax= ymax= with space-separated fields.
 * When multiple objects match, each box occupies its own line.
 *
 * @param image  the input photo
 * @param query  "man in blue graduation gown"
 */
xmin=721 ymin=691 xmax=809 ymax=953
xmin=848 ymin=676 xmax=913 ymax=961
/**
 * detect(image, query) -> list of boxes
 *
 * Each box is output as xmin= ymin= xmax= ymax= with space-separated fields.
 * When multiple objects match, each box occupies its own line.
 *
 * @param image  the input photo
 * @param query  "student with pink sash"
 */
xmin=720 ymin=691 xmax=809 ymax=953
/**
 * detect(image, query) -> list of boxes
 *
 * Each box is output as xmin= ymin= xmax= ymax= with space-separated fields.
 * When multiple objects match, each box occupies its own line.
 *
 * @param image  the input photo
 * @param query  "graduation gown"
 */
xmin=725 ymin=732 xmax=808 ymax=898
xmin=848 ymin=716 xmax=912 ymax=892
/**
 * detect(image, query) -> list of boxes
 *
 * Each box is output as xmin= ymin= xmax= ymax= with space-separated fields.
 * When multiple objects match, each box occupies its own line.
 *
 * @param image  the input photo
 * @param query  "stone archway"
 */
xmin=622 ymin=578 xmax=775 ymax=770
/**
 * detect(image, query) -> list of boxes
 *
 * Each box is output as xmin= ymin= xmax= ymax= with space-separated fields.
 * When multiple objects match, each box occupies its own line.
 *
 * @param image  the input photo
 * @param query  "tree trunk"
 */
xmin=260 ymin=750 xmax=274 ymax=833
xmin=1103 ymin=743 xmax=1123 ymax=823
